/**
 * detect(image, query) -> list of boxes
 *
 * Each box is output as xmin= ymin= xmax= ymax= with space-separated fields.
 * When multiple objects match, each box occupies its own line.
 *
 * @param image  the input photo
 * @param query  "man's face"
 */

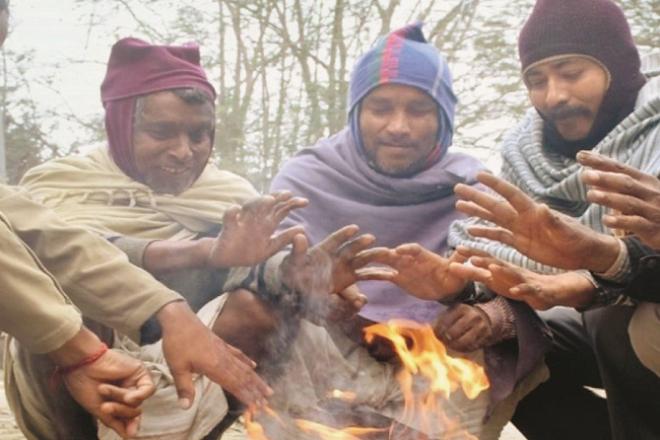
xmin=359 ymin=83 xmax=438 ymax=177
xmin=132 ymin=90 xmax=214 ymax=195
xmin=525 ymin=56 xmax=609 ymax=141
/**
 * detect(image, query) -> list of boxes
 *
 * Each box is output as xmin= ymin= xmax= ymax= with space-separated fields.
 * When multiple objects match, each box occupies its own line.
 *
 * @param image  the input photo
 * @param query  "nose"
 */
xmin=545 ymin=76 xmax=570 ymax=109
xmin=385 ymin=110 xmax=411 ymax=138
xmin=169 ymin=135 xmax=194 ymax=162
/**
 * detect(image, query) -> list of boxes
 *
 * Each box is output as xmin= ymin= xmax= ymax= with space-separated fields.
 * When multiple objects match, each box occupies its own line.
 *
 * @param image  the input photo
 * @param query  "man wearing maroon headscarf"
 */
xmin=447 ymin=0 xmax=660 ymax=438
xmin=15 ymin=37 xmax=385 ymax=439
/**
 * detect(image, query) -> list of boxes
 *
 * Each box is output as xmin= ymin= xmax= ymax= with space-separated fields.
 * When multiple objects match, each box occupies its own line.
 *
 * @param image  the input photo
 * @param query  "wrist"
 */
xmin=588 ymin=235 xmax=622 ymax=273
xmin=155 ymin=300 xmax=193 ymax=333
xmin=195 ymin=237 xmax=215 ymax=268
xmin=48 ymin=327 xmax=104 ymax=367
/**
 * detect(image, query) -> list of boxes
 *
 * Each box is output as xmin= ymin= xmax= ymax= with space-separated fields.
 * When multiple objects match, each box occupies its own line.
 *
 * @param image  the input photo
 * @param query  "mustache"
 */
xmin=543 ymin=104 xmax=592 ymax=122
xmin=376 ymin=137 xmax=417 ymax=148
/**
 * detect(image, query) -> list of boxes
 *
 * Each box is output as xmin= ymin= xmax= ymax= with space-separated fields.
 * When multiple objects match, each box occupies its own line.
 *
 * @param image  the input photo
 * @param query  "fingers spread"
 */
xmin=587 ymin=190 xmax=646 ymax=216
xmin=273 ymin=197 xmax=309 ymax=223
xmin=352 ymin=247 xmax=397 ymax=269
xmin=269 ymin=226 xmax=306 ymax=254
xmin=320 ymin=225 xmax=360 ymax=252
xmin=577 ymin=151 xmax=643 ymax=179
xmin=466 ymin=226 xmax=515 ymax=246
xmin=448 ymin=262 xmax=491 ymax=284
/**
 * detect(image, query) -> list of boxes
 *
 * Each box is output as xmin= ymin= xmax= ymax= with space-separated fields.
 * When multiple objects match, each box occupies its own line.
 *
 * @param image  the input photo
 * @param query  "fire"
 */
xmin=245 ymin=319 xmax=489 ymax=439
xmin=296 ymin=420 xmax=386 ymax=440
xmin=327 ymin=389 xmax=357 ymax=402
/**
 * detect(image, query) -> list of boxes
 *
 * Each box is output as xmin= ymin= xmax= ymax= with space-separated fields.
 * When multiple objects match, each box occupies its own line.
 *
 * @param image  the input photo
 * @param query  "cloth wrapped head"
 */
xmin=100 ymin=38 xmax=216 ymax=181
xmin=348 ymin=22 xmax=456 ymax=167
xmin=518 ymin=0 xmax=645 ymax=152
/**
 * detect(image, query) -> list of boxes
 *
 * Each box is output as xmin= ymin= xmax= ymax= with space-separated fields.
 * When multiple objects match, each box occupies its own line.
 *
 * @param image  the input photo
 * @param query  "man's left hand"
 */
xmin=578 ymin=151 xmax=660 ymax=250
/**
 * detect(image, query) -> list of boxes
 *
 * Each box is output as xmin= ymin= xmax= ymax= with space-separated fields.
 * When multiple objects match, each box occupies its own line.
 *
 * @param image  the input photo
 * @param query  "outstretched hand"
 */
xmin=448 ymin=247 xmax=597 ymax=310
xmin=280 ymin=225 xmax=395 ymax=297
xmin=351 ymin=243 xmax=468 ymax=301
xmin=208 ymin=191 xmax=308 ymax=267
xmin=454 ymin=171 xmax=620 ymax=272
xmin=578 ymin=151 xmax=660 ymax=250
xmin=157 ymin=301 xmax=273 ymax=409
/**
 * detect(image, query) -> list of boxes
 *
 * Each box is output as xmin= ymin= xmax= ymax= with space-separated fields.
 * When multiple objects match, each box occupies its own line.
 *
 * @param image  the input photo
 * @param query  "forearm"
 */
xmin=142 ymin=238 xmax=212 ymax=274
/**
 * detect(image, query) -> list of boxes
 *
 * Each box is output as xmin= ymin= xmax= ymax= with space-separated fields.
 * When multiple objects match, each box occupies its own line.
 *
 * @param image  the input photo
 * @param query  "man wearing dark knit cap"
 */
xmin=14 ymin=38 xmax=385 ymax=439
xmin=448 ymin=0 xmax=660 ymax=438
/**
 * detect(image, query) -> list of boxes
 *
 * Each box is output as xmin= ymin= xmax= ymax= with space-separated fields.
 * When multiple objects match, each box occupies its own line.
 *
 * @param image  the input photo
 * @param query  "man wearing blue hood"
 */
xmin=269 ymin=23 xmax=550 ymax=439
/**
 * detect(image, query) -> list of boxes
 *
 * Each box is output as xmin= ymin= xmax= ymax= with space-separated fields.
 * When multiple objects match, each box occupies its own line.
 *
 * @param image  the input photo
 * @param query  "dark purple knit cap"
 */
xmin=518 ymin=0 xmax=645 ymax=153
xmin=100 ymin=38 xmax=216 ymax=180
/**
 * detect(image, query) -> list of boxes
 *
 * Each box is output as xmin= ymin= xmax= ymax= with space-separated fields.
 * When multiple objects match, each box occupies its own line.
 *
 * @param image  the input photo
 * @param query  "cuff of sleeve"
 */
xmin=594 ymin=238 xmax=632 ymax=283
xmin=108 ymin=236 xmax=157 ymax=268
xmin=475 ymin=296 xmax=517 ymax=345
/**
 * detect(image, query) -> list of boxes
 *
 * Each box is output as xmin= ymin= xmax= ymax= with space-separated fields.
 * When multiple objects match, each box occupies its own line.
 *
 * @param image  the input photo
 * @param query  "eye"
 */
xmin=188 ymin=130 xmax=207 ymax=144
xmin=408 ymin=105 xmax=435 ymax=117
xmin=525 ymin=75 xmax=546 ymax=89
xmin=147 ymin=128 xmax=175 ymax=140
xmin=561 ymin=69 xmax=583 ymax=81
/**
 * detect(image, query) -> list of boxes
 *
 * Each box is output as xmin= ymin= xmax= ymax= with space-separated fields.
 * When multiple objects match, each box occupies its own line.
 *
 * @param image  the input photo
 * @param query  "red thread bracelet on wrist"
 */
xmin=50 ymin=343 xmax=109 ymax=390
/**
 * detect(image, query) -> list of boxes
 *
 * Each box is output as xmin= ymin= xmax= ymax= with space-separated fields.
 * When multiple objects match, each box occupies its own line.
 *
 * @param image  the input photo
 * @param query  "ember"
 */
xmin=245 ymin=320 xmax=489 ymax=439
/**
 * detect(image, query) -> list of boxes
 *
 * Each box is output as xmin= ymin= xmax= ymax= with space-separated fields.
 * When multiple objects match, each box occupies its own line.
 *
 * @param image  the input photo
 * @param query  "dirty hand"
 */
xmin=449 ymin=247 xmax=597 ymax=310
xmin=280 ymin=225 xmax=395 ymax=297
xmin=208 ymin=191 xmax=308 ymax=267
xmin=157 ymin=301 xmax=273 ymax=409
xmin=578 ymin=151 xmax=660 ymax=250
xmin=352 ymin=244 xmax=469 ymax=301
xmin=49 ymin=327 xmax=155 ymax=439
xmin=454 ymin=171 xmax=621 ymax=272
xmin=434 ymin=304 xmax=493 ymax=352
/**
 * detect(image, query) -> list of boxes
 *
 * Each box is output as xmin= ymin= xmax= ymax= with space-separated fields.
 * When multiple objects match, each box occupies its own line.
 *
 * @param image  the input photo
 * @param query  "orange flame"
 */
xmin=327 ymin=389 xmax=357 ymax=402
xmin=296 ymin=420 xmax=386 ymax=439
xmin=245 ymin=319 xmax=489 ymax=439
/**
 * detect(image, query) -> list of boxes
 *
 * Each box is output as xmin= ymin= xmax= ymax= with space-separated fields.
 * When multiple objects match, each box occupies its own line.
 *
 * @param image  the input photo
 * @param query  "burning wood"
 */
xmin=245 ymin=320 xmax=489 ymax=439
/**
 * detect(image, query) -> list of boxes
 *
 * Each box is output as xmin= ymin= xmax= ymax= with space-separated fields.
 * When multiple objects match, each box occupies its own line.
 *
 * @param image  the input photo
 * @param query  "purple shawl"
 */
xmin=271 ymin=127 xmax=485 ymax=322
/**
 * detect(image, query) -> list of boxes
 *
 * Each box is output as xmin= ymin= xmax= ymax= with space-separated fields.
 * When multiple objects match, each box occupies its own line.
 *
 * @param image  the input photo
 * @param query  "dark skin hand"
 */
xmin=207 ymin=191 xmax=308 ymax=267
xmin=143 ymin=191 xmax=308 ymax=274
xmin=454 ymin=171 xmax=620 ymax=272
xmin=279 ymin=225 xmax=395 ymax=301
xmin=434 ymin=303 xmax=493 ymax=353
xmin=156 ymin=301 xmax=273 ymax=409
xmin=578 ymin=150 xmax=660 ymax=250
xmin=49 ymin=327 xmax=155 ymax=439
xmin=351 ymin=243 xmax=469 ymax=301
xmin=448 ymin=246 xmax=597 ymax=310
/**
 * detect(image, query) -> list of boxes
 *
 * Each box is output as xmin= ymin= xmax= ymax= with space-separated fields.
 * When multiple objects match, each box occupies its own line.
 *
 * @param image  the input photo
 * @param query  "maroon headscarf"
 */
xmin=518 ymin=0 xmax=646 ymax=157
xmin=100 ymin=38 xmax=216 ymax=180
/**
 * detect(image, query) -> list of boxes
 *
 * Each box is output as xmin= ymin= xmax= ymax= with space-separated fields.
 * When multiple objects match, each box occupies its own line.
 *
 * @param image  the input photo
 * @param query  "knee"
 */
xmin=628 ymin=302 xmax=660 ymax=376
xmin=583 ymin=306 xmax=632 ymax=368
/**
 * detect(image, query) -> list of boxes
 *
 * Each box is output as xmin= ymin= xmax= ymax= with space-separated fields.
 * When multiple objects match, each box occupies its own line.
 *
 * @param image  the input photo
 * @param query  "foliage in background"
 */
xmin=1 ymin=0 xmax=657 ymax=187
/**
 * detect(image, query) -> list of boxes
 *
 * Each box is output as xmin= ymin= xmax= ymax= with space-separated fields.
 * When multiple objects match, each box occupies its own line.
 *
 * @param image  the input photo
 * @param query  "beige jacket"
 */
xmin=0 ymin=185 xmax=182 ymax=352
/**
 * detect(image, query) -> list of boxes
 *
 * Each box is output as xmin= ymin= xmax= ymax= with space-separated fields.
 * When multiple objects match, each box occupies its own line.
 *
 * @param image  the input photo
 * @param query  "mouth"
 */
xmin=159 ymin=166 xmax=191 ymax=175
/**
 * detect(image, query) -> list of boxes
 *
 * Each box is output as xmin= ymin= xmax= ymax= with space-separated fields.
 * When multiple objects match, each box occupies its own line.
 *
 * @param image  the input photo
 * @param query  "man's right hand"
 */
xmin=156 ymin=301 xmax=272 ymax=409
xmin=454 ymin=171 xmax=621 ymax=272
